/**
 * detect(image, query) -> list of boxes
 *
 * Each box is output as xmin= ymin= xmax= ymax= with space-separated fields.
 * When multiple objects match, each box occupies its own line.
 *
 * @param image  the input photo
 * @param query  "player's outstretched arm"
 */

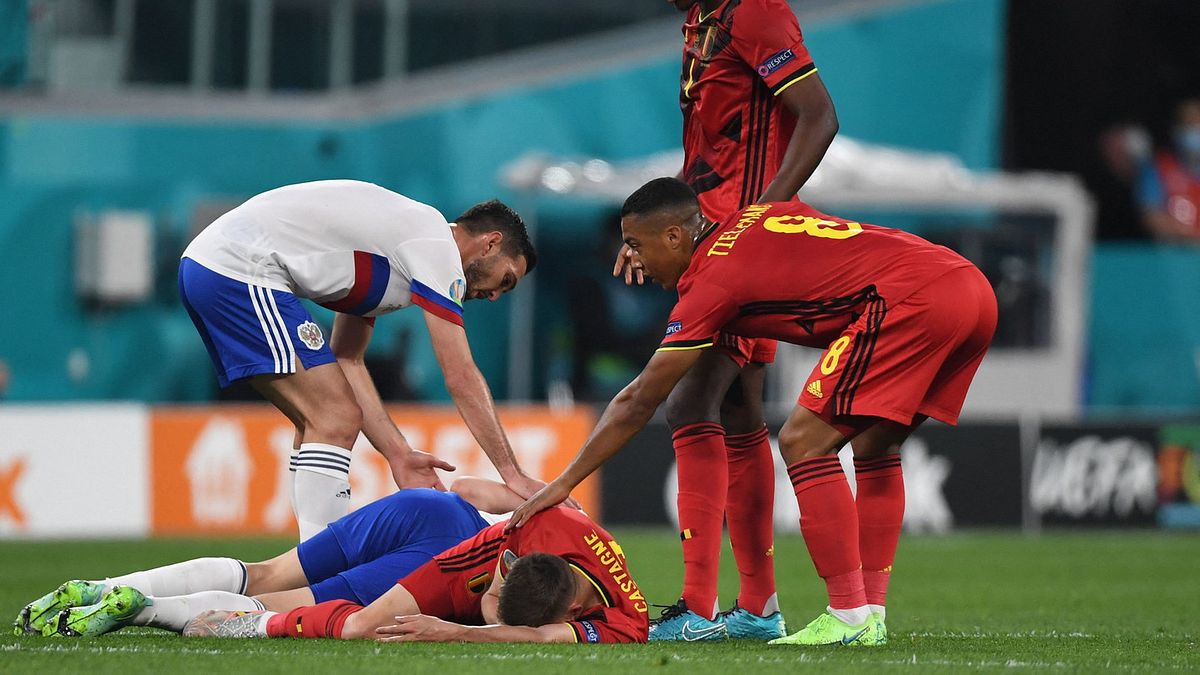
xmin=450 ymin=476 xmax=526 ymax=514
xmin=757 ymin=70 xmax=838 ymax=203
xmin=424 ymin=311 xmax=546 ymax=500
xmin=331 ymin=313 xmax=455 ymax=490
xmin=508 ymin=347 xmax=703 ymax=528
xmin=375 ymin=615 xmax=576 ymax=643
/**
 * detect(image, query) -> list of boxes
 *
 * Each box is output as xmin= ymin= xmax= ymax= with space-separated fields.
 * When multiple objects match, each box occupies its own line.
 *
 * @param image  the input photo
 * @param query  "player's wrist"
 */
xmin=497 ymin=466 xmax=527 ymax=483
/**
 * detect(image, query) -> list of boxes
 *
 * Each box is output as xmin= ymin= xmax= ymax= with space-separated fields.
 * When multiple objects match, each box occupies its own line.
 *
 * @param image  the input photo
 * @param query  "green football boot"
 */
xmin=14 ymin=580 xmax=105 ymax=635
xmin=49 ymin=585 xmax=148 ymax=637
xmin=768 ymin=610 xmax=879 ymax=647
xmin=870 ymin=611 xmax=888 ymax=645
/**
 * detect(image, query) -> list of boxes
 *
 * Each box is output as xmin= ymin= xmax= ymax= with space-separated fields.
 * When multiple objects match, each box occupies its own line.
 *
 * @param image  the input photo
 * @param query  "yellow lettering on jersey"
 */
xmin=581 ymin=529 xmax=649 ymax=613
xmin=763 ymin=215 xmax=863 ymax=239
xmin=707 ymin=204 xmax=771 ymax=256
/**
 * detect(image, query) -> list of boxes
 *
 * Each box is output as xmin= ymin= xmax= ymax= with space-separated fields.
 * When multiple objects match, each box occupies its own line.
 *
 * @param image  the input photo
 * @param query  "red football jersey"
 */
xmin=680 ymin=0 xmax=816 ymax=221
xmin=399 ymin=507 xmax=649 ymax=643
xmin=657 ymin=201 xmax=976 ymax=352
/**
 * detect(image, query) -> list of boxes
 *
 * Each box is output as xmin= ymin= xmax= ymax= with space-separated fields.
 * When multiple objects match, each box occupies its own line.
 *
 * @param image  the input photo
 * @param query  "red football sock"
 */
xmin=788 ymin=455 xmax=866 ymax=610
xmin=725 ymin=425 xmax=777 ymax=615
xmin=673 ymin=422 xmax=728 ymax=619
xmin=854 ymin=455 xmax=905 ymax=607
xmin=266 ymin=600 xmax=362 ymax=639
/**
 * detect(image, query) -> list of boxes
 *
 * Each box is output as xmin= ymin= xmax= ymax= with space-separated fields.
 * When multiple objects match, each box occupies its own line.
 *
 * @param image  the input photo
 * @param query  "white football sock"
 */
xmin=95 ymin=557 xmax=246 ymax=597
xmin=868 ymin=603 xmax=886 ymax=620
xmin=828 ymin=605 xmax=871 ymax=627
xmin=132 ymin=592 xmax=264 ymax=632
xmin=293 ymin=443 xmax=352 ymax=542
xmin=759 ymin=593 xmax=781 ymax=616
xmin=289 ymin=452 xmax=299 ymax=516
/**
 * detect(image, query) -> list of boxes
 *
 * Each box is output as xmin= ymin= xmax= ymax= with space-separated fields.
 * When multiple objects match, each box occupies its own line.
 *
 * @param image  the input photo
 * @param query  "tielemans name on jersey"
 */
xmin=707 ymin=204 xmax=771 ymax=257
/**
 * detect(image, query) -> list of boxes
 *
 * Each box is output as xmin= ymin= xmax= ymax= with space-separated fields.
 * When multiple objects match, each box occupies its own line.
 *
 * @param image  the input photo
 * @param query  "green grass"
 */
xmin=2 ymin=530 xmax=1197 ymax=672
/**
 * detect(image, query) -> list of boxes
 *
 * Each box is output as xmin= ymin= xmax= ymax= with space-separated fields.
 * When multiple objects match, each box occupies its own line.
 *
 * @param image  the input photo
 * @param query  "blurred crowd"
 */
xmin=1095 ymin=97 xmax=1200 ymax=244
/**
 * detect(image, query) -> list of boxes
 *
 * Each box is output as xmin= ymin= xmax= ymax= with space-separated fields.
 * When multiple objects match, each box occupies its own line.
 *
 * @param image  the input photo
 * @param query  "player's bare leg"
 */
xmin=652 ymin=349 xmax=740 ymax=640
xmin=244 ymin=550 xmax=311 ymax=596
xmin=253 ymin=587 xmax=316 ymax=612
xmin=252 ymin=361 xmax=363 ymax=541
xmin=845 ymin=415 xmax=926 ymax=645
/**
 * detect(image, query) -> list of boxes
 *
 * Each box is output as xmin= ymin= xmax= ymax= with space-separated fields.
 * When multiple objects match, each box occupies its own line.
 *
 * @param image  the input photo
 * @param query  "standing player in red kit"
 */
xmin=515 ymin=178 xmax=997 ymax=646
xmin=612 ymin=0 xmax=838 ymax=641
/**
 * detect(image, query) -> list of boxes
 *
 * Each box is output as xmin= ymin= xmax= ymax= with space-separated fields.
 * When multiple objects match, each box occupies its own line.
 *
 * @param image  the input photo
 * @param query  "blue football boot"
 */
xmin=719 ymin=601 xmax=787 ymax=640
xmin=648 ymin=599 xmax=728 ymax=642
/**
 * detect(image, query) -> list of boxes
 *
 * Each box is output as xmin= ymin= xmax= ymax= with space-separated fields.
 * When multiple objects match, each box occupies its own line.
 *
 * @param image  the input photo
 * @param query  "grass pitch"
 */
xmin=1 ymin=530 xmax=1197 ymax=672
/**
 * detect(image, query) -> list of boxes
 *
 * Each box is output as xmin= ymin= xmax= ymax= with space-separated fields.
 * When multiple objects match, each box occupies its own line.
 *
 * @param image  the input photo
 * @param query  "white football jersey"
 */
xmin=183 ymin=180 xmax=466 ymax=324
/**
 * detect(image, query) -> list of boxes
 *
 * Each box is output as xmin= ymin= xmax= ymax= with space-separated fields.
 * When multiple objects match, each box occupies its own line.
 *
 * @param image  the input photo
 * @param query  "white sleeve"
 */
xmin=399 ymin=238 xmax=466 ymax=326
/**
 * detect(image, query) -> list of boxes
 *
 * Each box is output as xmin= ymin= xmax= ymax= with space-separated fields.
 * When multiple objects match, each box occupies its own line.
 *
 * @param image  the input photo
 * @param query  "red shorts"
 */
xmin=797 ymin=265 xmax=997 ymax=434
xmin=716 ymin=333 xmax=778 ymax=369
xmin=397 ymin=558 xmax=489 ymax=626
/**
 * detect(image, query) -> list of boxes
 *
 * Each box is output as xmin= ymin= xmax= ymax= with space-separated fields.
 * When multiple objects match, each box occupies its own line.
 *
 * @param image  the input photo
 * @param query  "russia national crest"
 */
xmin=297 ymin=321 xmax=325 ymax=350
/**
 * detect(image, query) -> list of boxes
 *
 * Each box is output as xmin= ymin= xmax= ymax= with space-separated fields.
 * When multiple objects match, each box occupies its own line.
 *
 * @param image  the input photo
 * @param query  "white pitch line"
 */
xmin=905 ymin=630 xmax=1097 ymax=638
xmin=4 ymin=641 xmax=1194 ymax=671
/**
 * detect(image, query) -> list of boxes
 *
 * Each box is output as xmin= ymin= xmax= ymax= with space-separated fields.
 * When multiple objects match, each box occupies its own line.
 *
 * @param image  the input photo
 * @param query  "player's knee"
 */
xmin=664 ymin=388 xmax=719 ymax=430
xmin=309 ymin=399 xmax=363 ymax=448
xmin=339 ymin=611 xmax=369 ymax=640
xmin=720 ymin=400 xmax=763 ymax=435
xmin=777 ymin=421 xmax=838 ymax=464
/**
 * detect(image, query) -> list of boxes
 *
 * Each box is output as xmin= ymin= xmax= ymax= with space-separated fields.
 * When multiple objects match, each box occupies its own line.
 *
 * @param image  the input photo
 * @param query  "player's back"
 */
xmin=182 ymin=180 xmax=463 ymax=318
xmin=679 ymin=0 xmax=815 ymax=221
xmin=686 ymin=201 xmax=975 ymax=344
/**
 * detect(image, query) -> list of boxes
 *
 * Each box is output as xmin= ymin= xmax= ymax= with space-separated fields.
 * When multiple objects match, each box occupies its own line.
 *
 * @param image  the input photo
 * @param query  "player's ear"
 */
xmin=482 ymin=231 xmax=504 ymax=256
xmin=665 ymin=224 xmax=682 ymax=248
xmin=565 ymin=599 xmax=585 ymax=620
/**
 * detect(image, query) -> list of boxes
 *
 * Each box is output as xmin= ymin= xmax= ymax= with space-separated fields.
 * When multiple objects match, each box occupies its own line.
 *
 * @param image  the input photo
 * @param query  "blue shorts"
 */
xmin=296 ymin=489 xmax=490 ymax=605
xmin=179 ymin=257 xmax=337 ymax=388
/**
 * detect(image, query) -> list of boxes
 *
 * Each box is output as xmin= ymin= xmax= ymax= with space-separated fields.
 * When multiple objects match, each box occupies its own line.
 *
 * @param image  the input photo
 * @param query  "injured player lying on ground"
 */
xmin=16 ymin=478 xmax=649 ymax=643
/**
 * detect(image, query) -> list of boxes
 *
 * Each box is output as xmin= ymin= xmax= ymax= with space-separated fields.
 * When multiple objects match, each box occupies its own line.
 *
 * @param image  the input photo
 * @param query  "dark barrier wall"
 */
xmin=599 ymin=415 xmax=1197 ymax=530
xmin=1031 ymin=423 xmax=1159 ymax=527
xmin=601 ymin=417 xmax=1024 ymax=530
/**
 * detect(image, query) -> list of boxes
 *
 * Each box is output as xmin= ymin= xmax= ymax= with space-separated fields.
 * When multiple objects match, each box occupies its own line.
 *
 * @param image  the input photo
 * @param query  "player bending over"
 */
xmin=180 ymin=179 xmax=548 ymax=542
xmin=511 ymin=178 xmax=997 ymax=647
xmin=187 ymin=504 xmax=649 ymax=643
xmin=15 ymin=479 xmax=511 ymax=638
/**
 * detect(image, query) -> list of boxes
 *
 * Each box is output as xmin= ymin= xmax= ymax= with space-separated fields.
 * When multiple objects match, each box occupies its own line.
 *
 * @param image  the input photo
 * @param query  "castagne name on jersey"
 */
xmin=582 ymin=530 xmax=648 ymax=613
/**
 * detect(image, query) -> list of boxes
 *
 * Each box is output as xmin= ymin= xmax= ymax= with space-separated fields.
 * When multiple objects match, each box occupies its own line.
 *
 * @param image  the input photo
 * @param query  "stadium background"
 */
xmin=0 ymin=2 xmax=1198 ymax=668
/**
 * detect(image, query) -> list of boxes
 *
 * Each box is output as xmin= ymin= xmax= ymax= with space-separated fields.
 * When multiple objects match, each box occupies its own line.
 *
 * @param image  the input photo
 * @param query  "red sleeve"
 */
xmin=657 ymin=280 xmax=737 ymax=352
xmin=729 ymin=0 xmax=817 ymax=96
xmin=567 ymin=609 xmax=647 ymax=644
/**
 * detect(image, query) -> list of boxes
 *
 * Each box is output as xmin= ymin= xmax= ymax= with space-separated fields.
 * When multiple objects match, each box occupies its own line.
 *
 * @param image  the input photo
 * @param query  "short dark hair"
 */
xmin=497 ymin=553 xmax=575 ymax=627
xmin=455 ymin=199 xmax=537 ymax=273
xmin=620 ymin=177 xmax=699 ymax=219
